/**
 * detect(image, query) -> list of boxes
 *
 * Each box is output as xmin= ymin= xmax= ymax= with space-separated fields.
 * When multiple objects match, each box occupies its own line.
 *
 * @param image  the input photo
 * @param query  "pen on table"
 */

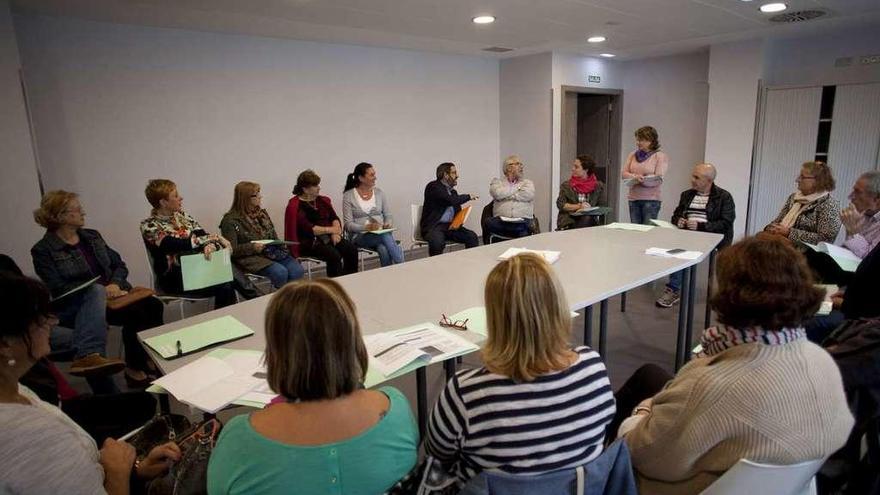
xmin=176 ymin=339 xmax=183 ymax=357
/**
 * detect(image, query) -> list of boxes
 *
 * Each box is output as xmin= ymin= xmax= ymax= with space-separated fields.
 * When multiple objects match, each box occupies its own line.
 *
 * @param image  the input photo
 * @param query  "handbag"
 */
xmin=263 ymin=244 xmax=290 ymax=261
xmin=106 ymin=286 xmax=156 ymax=311
xmin=147 ymin=418 xmax=223 ymax=495
xmin=128 ymin=414 xmax=194 ymax=458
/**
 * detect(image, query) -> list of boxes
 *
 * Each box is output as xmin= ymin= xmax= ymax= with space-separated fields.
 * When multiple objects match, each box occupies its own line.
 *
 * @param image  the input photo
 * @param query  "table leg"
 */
xmin=704 ymin=249 xmax=717 ymax=329
xmin=683 ymin=265 xmax=698 ymax=366
xmin=416 ymin=367 xmax=427 ymax=439
xmin=444 ymin=359 xmax=456 ymax=380
xmin=620 ymin=292 xmax=627 ymax=313
xmin=583 ymin=305 xmax=594 ymax=347
xmin=599 ymin=300 xmax=609 ymax=357
xmin=674 ymin=266 xmax=692 ymax=371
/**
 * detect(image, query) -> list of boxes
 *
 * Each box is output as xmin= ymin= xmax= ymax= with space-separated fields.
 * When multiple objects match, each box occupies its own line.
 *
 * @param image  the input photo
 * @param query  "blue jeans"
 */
xmin=257 ymin=256 xmax=306 ymax=288
xmin=628 ymin=200 xmax=661 ymax=225
xmin=54 ymin=283 xmax=108 ymax=359
xmin=354 ymin=233 xmax=404 ymax=267
xmin=485 ymin=216 xmax=531 ymax=241
xmin=667 ymin=271 xmax=683 ymax=292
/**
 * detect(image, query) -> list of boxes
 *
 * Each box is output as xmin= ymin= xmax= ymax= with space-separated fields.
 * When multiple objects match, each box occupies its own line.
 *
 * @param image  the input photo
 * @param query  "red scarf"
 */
xmin=570 ymin=174 xmax=597 ymax=194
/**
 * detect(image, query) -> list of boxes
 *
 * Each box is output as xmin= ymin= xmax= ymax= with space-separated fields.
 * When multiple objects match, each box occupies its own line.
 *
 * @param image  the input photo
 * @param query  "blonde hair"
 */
xmin=33 ymin=190 xmax=78 ymax=231
xmin=503 ymin=155 xmax=523 ymax=175
xmin=264 ymin=279 xmax=368 ymax=401
xmin=144 ymin=179 xmax=177 ymax=212
xmin=482 ymin=253 xmax=572 ymax=382
xmin=229 ymin=181 xmax=260 ymax=216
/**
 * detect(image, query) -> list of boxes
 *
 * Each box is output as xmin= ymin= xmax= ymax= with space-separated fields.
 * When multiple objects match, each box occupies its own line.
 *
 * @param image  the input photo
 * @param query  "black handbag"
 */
xmin=128 ymin=414 xmax=194 ymax=459
xmin=147 ymin=418 xmax=222 ymax=495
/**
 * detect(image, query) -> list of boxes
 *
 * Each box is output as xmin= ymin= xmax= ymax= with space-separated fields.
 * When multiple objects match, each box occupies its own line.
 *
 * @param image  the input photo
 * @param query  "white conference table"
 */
xmin=140 ymin=225 xmax=722 ymax=430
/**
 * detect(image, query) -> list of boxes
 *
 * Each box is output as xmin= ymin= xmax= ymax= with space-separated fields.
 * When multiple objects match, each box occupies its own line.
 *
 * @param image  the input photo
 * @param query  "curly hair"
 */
xmin=802 ymin=161 xmax=835 ymax=193
xmin=711 ymin=237 xmax=823 ymax=330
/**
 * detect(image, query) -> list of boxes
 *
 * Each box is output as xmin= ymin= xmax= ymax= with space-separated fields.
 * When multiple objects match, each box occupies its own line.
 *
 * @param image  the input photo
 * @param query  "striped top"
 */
xmin=426 ymin=346 xmax=615 ymax=483
xmin=684 ymin=193 xmax=709 ymax=224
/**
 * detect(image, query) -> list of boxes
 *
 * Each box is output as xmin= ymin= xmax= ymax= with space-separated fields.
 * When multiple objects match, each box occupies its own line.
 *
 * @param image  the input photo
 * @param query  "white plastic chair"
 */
xmin=299 ymin=256 xmax=325 ymax=279
xmin=699 ymin=458 xmax=824 ymax=495
xmin=142 ymin=241 xmax=212 ymax=321
xmin=410 ymin=204 xmax=462 ymax=252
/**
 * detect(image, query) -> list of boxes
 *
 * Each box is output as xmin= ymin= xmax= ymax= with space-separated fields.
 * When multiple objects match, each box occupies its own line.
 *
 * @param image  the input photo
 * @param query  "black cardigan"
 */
xmin=670 ymin=183 xmax=736 ymax=248
xmin=420 ymin=179 xmax=472 ymax=236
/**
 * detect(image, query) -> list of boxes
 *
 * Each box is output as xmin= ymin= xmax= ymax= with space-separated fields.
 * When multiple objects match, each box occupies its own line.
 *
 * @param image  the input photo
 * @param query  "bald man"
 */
xmin=656 ymin=163 xmax=736 ymax=308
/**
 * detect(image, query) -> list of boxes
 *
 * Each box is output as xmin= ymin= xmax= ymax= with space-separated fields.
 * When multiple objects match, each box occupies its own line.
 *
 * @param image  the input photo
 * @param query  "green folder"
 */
xmin=143 ymin=315 xmax=254 ymax=359
xmin=180 ymin=248 xmax=234 ymax=291
xmin=449 ymin=306 xmax=489 ymax=337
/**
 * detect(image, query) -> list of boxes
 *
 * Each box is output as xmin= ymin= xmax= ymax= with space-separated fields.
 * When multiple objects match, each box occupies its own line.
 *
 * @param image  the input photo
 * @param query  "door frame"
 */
xmin=559 ymin=85 xmax=624 ymax=223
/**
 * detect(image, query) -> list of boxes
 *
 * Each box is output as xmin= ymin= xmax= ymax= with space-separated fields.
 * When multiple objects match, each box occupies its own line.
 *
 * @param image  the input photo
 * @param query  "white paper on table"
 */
xmin=649 ymin=219 xmax=677 ymax=229
xmin=238 ymin=391 xmax=278 ymax=406
xmin=364 ymin=333 xmax=431 ymax=376
xmin=152 ymin=352 xmax=268 ymax=413
xmin=605 ymin=222 xmax=654 ymax=232
xmin=498 ymin=247 xmax=561 ymax=264
xmin=391 ymin=325 xmax=479 ymax=365
xmin=645 ymin=247 xmax=703 ymax=260
xmin=186 ymin=374 xmax=262 ymax=413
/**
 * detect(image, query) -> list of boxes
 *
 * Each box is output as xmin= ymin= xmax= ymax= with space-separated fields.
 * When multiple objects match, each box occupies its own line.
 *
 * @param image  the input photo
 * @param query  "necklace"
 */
xmin=356 ymin=187 xmax=373 ymax=200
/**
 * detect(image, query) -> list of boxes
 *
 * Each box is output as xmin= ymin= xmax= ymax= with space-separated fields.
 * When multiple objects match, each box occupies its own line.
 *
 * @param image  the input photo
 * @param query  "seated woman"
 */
xmin=31 ymin=190 xmax=161 ymax=387
xmin=0 ymin=274 xmax=180 ymax=495
xmin=342 ymin=162 xmax=404 ymax=267
xmin=141 ymin=179 xmax=237 ymax=308
xmin=615 ymin=237 xmax=854 ymax=495
xmin=220 ymin=181 xmax=304 ymax=289
xmin=207 ymin=279 xmax=419 ymax=495
xmin=426 ymin=253 xmax=615 ymax=487
xmin=557 ymin=155 xmax=606 ymax=230
xmin=284 ymin=170 xmax=358 ymax=277
xmin=485 ymin=155 xmax=536 ymax=240
xmin=763 ymin=161 xmax=841 ymax=244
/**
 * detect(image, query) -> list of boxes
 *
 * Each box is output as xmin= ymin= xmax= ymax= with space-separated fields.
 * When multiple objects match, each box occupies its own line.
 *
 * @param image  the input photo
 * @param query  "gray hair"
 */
xmin=861 ymin=171 xmax=880 ymax=197
xmin=503 ymin=155 xmax=523 ymax=175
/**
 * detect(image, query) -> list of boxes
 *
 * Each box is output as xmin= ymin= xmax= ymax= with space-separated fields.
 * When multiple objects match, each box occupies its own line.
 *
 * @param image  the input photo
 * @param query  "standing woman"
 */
xmin=557 ymin=154 xmax=606 ymax=230
xmin=764 ymin=161 xmax=841 ymax=245
xmin=342 ymin=162 xmax=404 ymax=267
xmin=220 ymin=182 xmax=304 ymax=289
xmin=284 ymin=170 xmax=359 ymax=277
xmin=31 ymin=190 xmax=160 ymax=387
xmin=622 ymin=126 xmax=669 ymax=225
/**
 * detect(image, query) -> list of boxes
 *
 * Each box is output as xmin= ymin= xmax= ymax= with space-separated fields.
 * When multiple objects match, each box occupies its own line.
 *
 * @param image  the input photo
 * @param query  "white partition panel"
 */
xmin=748 ymin=87 xmax=822 ymax=234
xmin=827 ymin=82 xmax=880 ymax=203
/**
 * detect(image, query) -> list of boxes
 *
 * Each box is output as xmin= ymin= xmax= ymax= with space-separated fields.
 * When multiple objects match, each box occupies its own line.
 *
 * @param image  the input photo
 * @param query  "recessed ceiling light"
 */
xmin=760 ymin=3 xmax=787 ymax=13
xmin=599 ymin=53 xmax=616 ymax=58
xmin=587 ymin=36 xmax=606 ymax=43
xmin=472 ymin=15 xmax=495 ymax=24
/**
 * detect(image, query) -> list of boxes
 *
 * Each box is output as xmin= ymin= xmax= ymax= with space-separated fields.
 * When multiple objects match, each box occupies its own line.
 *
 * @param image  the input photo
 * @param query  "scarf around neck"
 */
xmin=570 ymin=174 xmax=597 ymax=195
xmin=634 ymin=149 xmax=657 ymax=163
xmin=779 ymin=191 xmax=829 ymax=228
xmin=697 ymin=324 xmax=805 ymax=358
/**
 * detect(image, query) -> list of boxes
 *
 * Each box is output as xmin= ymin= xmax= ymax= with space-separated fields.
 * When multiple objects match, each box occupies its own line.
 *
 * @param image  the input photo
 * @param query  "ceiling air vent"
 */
xmin=769 ymin=9 xmax=827 ymax=23
xmin=482 ymin=46 xmax=514 ymax=53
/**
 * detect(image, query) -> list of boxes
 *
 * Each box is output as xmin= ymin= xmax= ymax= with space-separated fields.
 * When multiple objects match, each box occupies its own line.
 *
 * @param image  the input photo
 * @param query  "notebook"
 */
xmin=142 ymin=315 xmax=255 ymax=359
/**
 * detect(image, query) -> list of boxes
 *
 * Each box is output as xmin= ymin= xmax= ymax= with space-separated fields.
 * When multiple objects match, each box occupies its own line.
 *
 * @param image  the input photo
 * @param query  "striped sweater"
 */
xmin=426 ymin=346 xmax=616 ymax=483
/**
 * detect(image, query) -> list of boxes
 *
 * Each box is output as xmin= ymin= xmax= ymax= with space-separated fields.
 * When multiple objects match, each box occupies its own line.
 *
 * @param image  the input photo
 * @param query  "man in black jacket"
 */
xmin=420 ymin=162 xmax=480 ymax=256
xmin=656 ymin=163 xmax=736 ymax=308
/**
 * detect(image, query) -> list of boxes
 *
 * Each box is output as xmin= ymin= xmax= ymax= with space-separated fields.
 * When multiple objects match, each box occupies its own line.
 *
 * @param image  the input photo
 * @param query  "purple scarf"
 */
xmin=634 ymin=149 xmax=657 ymax=163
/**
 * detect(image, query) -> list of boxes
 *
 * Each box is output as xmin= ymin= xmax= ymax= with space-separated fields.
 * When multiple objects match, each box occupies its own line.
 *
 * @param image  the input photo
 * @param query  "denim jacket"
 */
xmin=31 ymin=228 xmax=131 ymax=298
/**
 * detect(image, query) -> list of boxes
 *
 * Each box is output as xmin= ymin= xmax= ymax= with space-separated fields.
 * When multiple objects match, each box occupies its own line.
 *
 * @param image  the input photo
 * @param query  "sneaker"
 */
xmin=69 ymin=353 xmax=126 ymax=377
xmin=655 ymin=287 xmax=681 ymax=308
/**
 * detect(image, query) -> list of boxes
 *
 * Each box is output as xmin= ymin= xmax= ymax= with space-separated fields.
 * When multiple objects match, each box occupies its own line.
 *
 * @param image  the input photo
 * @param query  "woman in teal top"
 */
xmin=207 ymin=279 xmax=418 ymax=495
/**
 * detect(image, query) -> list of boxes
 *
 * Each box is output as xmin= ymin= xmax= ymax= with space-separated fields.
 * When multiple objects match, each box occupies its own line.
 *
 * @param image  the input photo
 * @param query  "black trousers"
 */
xmin=425 ymin=223 xmax=479 ymax=256
xmin=608 ymin=363 xmax=673 ymax=441
xmin=303 ymin=239 xmax=359 ymax=277
xmin=106 ymin=296 xmax=164 ymax=372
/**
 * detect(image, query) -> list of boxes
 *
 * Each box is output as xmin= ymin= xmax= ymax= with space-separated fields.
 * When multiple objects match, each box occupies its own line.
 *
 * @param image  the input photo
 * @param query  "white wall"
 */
xmin=0 ymin=1 xmax=43 ymax=273
xmin=500 ymin=53 xmax=552 ymax=229
xmin=14 ymin=15 xmax=500 ymax=285
xmin=704 ymin=40 xmax=764 ymax=239
xmin=764 ymin=26 xmax=880 ymax=87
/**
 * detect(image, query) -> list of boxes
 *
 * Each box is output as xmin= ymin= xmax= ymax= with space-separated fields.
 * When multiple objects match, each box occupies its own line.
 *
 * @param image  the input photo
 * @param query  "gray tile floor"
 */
xmin=64 ymin=245 xmax=715 ymax=427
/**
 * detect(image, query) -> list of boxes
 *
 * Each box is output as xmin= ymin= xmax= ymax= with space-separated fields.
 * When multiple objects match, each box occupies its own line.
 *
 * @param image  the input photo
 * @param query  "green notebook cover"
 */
xmin=143 ymin=315 xmax=254 ymax=359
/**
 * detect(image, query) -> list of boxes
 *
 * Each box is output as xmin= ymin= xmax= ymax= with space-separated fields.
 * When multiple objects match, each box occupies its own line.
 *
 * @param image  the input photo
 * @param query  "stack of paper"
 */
xmin=645 ymin=247 xmax=703 ymax=260
xmin=804 ymin=242 xmax=861 ymax=272
xmin=152 ymin=349 xmax=268 ymax=413
xmin=624 ymin=175 xmax=662 ymax=187
xmin=605 ymin=222 xmax=654 ymax=232
xmin=363 ymin=324 xmax=479 ymax=388
xmin=649 ymin=219 xmax=677 ymax=229
xmin=498 ymin=247 xmax=561 ymax=264
xmin=143 ymin=315 xmax=254 ymax=359
xmin=366 ymin=228 xmax=396 ymax=235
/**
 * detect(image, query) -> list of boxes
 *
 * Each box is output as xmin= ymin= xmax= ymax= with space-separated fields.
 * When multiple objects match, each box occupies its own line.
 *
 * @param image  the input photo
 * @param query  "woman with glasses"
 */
xmin=763 ymin=161 xmax=841 ymax=244
xmin=220 ymin=182 xmax=305 ymax=289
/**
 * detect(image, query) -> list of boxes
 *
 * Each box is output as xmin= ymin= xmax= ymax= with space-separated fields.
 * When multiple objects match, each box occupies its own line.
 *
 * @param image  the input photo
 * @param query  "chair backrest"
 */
xmin=411 ymin=204 xmax=425 ymax=243
xmin=141 ymin=239 xmax=158 ymax=291
xmin=699 ymin=458 xmax=824 ymax=495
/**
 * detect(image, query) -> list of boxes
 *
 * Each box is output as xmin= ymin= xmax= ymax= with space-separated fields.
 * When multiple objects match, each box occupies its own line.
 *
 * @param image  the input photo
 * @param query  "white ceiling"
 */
xmin=10 ymin=0 xmax=880 ymax=60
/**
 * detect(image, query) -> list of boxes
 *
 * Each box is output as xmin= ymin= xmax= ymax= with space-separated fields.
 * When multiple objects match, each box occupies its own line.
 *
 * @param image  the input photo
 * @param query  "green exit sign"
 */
xmin=588 ymin=75 xmax=601 ymax=83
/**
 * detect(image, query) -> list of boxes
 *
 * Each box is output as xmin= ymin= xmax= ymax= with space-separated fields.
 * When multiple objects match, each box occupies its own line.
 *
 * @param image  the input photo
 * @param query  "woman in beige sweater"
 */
xmin=616 ymin=237 xmax=853 ymax=495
